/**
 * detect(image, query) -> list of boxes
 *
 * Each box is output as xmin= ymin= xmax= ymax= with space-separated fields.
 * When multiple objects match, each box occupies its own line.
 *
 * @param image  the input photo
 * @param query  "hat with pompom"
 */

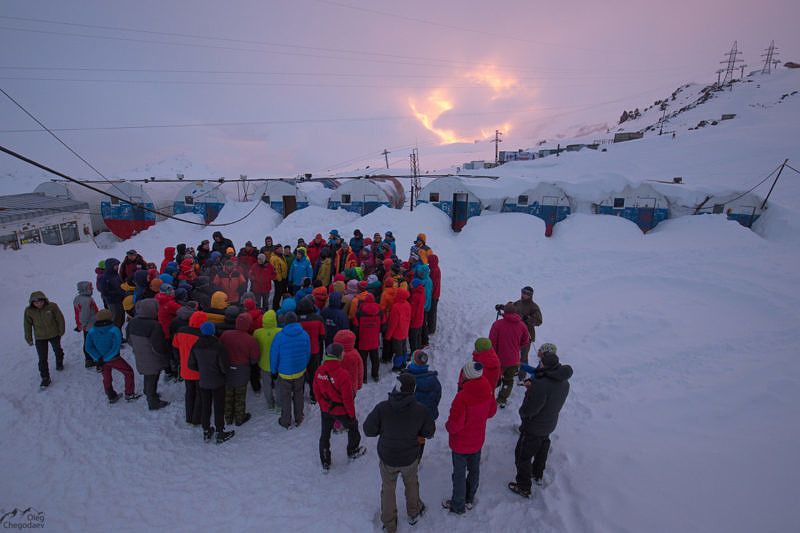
xmin=410 ymin=350 xmax=428 ymax=367
xmin=200 ymin=321 xmax=215 ymax=336
xmin=462 ymin=361 xmax=484 ymax=381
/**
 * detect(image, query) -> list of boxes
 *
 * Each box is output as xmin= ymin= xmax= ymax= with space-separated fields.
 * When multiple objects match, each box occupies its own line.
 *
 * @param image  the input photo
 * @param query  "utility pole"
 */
xmin=491 ymin=129 xmax=503 ymax=164
xmin=761 ymin=159 xmax=788 ymax=209
xmin=659 ymin=107 xmax=667 ymax=135
xmin=381 ymin=149 xmax=390 ymax=169
xmin=761 ymin=41 xmax=779 ymax=74
xmin=720 ymin=41 xmax=743 ymax=84
xmin=739 ymin=64 xmax=747 ymax=79
xmin=715 ymin=69 xmax=724 ymax=85
xmin=409 ymin=148 xmax=420 ymax=211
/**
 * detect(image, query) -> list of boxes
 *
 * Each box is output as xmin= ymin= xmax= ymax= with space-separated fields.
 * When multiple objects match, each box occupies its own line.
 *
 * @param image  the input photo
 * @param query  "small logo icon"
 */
xmin=0 ymin=507 xmax=46 ymax=529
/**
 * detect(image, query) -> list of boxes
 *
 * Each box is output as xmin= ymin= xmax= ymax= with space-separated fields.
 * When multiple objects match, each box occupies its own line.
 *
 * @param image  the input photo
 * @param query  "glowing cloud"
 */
xmin=409 ymin=91 xmax=471 ymax=145
xmin=465 ymin=67 xmax=518 ymax=100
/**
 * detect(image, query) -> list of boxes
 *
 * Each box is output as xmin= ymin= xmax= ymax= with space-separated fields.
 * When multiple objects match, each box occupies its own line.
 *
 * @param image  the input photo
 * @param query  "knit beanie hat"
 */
xmin=96 ymin=309 xmax=112 ymax=322
xmin=98 ymin=260 xmax=106 ymax=269
xmin=257 ymin=253 xmax=266 ymax=263
xmin=284 ymin=311 xmax=298 ymax=324
xmin=397 ymin=373 xmax=416 ymax=393
xmin=474 ymin=337 xmax=492 ymax=352
xmin=160 ymin=283 xmax=174 ymax=294
xmin=462 ymin=361 xmax=484 ymax=381
xmin=411 ymin=350 xmax=428 ymax=367
xmin=503 ymin=302 xmax=517 ymax=315
xmin=538 ymin=342 xmax=557 ymax=356
xmin=324 ymin=343 xmax=344 ymax=361
xmin=521 ymin=286 xmax=534 ymax=296
xmin=200 ymin=321 xmax=215 ymax=336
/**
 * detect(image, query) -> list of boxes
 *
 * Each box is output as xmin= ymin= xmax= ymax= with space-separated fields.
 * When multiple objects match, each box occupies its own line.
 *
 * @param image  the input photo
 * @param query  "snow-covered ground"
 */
xmin=1 ymin=70 xmax=799 ymax=532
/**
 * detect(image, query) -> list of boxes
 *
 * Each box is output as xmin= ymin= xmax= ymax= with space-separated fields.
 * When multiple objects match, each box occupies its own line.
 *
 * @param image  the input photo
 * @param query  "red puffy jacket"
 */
xmin=299 ymin=316 xmax=325 ymax=356
xmin=385 ymin=289 xmax=411 ymax=340
xmin=428 ymin=254 xmax=441 ymax=299
xmin=409 ymin=283 xmax=425 ymax=328
xmin=354 ymin=299 xmax=384 ymax=350
xmin=313 ymin=359 xmax=355 ymax=418
xmin=160 ymin=247 xmax=175 ymax=274
xmin=155 ymin=293 xmax=182 ymax=337
xmin=249 ymin=262 xmax=275 ymax=294
xmin=213 ymin=270 xmax=245 ymax=304
xmin=242 ymin=299 xmax=263 ymax=334
xmin=219 ymin=314 xmax=260 ymax=365
xmin=470 ymin=348 xmax=502 ymax=392
xmin=334 ymin=329 xmax=363 ymax=394
xmin=445 ymin=376 xmax=497 ymax=454
xmin=172 ymin=311 xmax=206 ymax=380
xmin=306 ymin=237 xmax=325 ymax=266
xmin=488 ymin=313 xmax=530 ymax=367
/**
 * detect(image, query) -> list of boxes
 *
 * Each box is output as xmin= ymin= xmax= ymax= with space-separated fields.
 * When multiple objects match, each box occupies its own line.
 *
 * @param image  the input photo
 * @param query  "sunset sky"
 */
xmin=1 ymin=0 xmax=798 ymax=179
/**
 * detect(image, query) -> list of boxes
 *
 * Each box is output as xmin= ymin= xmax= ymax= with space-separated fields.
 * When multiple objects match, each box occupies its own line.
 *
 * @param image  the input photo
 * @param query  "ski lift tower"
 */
xmin=410 ymin=148 xmax=420 ymax=211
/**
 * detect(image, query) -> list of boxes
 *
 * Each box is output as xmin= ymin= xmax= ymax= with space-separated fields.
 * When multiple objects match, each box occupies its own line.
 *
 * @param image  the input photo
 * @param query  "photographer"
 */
xmin=514 ymin=286 xmax=542 ymax=383
xmin=489 ymin=302 xmax=530 ymax=408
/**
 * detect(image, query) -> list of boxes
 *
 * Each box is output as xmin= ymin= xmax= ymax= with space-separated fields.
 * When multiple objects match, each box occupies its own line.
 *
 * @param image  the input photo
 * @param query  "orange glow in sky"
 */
xmin=465 ymin=67 xmax=518 ymax=99
xmin=409 ymin=91 xmax=472 ymax=145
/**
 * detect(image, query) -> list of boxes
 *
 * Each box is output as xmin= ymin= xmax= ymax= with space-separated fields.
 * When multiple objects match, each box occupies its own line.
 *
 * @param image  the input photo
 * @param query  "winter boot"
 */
xmin=125 ymin=392 xmax=142 ymax=402
xmin=216 ymin=429 xmax=235 ymax=444
xmin=441 ymin=500 xmax=465 ymax=515
xmin=203 ymin=427 xmax=215 ymax=442
xmin=347 ymin=445 xmax=367 ymax=462
xmin=321 ymin=448 xmax=332 ymax=473
xmin=507 ymin=482 xmax=531 ymax=499
xmin=149 ymin=400 xmax=170 ymax=411
xmin=108 ymin=392 xmax=123 ymax=404
xmin=408 ymin=502 xmax=426 ymax=525
xmin=39 ymin=377 xmax=51 ymax=389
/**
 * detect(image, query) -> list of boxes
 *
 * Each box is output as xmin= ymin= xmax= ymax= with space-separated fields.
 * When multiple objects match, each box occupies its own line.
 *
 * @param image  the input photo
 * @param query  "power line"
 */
xmin=761 ymin=41 xmax=779 ymax=74
xmin=720 ymin=41 xmax=743 ymax=84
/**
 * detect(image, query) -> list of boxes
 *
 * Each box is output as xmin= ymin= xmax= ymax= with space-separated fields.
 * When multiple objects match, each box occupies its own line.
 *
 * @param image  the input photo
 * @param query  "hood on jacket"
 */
xmin=411 ymin=283 xmax=425 ymax=297
xmin=333 ymin=329 xmax=356 ymax=351
xmin=261 ymin=310 xmax=278 ymax=329
xmin=28 ymin=291 xmax=48 ymax=305
xmin=296 ymin=296 xmax=315 ymax=315
xmin=212 ymin=231 xmax=224 ymax=241
xmin=77 ymin=281 xmax=93 ymax=296
xmin=383 ymin=277 xmax=395 ymax=289
xmin=360 ymin=300 xmax=380 ymax=315
xmin=104 ymin=258 xmax=120 ymax=273
xmin=538 ymin=364 xmax=574 ymax=382
xmin=279 ymin=298 xmax=297 ymax=313
xmin=235 ymin=313 xmax=252 ymax=332
xmin=243 ymin=299 xmax=256 ymax=311
xmin=189 ymin=311 xmax=208 ymax=328
xmin=345 ymin=279 xmax=359 ymax=296
xmin=159 ymin=273 xmax=173 ymax=285
xmin=327 ymin=291 xmax=344 ymax=310
xmin=180 ymin=258 xmax=193 ymax=267
xmin=280 ymin=321 xmax=305 ymax=337
xmin=333 ymin=273 xmax=345 ymax=282
xmin=312 ymin=286 xmax=328 ymax=299
xmin=165 ymin=261 xmax=178 ymax=273
xmin=416 ymin=264 xmax=430 ymax=279
xmin=163 ymin=247 xmax=175 ymax=260
xmin=176 ymin=305 xmax=196 ymax=321
xmin=134 ymin=298 xmax=159 ymax=320
xmin=133 ymin=270 xmax=149 ymax=287
xmin=428 ymin=254 xmax=439 ymax=268
xmin=224 ymin=306 xmax=240 ymax=322
xmin=150 ymin=278 xmax=164 ymax=292
xmin=210 ymin=291 xmax=229 ymax=309
xmin=387 ymin=391 xmax=416 ymax=412
xmin=395 ymin=288 xmax=409 ymax=302
xmin=209 ymin=251 xmax=222 ymax=262
xmin=461 ymin=372 xmax=493 ymax=398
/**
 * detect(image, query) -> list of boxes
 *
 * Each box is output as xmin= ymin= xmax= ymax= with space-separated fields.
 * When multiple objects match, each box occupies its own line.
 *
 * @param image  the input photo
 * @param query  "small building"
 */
xmin=173 ymin=182 xmax=227 ymax=223
xmin=595 ymin=183 xmax=669 ymax=233
xmin=259 ymin=180 xmax=310 ymax=218
xmin=499 ymin=150 xmax=535 ymax=163
xmin=100 ymin=182 xmax=156 ymax=239
xmin=0 ymin=193 xmax=92 ymax=250
xmin=537 ymin=148 xmax=565 ymax=158
xmin=694 ymin=192 xmax=765 ymax=228
xmin=418 ymin=176 xmax=488 ymax=232
xmin=463 ymin=160 xmax=492 ymax=170
xmin=566 ymin=144 xmax=587 ymax=152
xmin=613 ymin=132 xmax=644 ymax=143
xmin=327 ymin=176 xmax=404 ymax=215
xmin=501 ymin=183 xmax=573 ymax=236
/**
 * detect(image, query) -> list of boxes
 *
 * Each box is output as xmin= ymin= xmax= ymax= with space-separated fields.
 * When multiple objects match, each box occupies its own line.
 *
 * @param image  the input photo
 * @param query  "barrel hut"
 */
xmin=327 ymin=176 xmax=404 ymax=215
xmin=501 ymin=182 xmax=572 ymax=236
xmin=694 ymin=192 xmax=765 ymax=228
xmin=417 ymin=176 xmax=487 ymax=232
xmin=99 ymin=182 xmax=156 ymax=239
xmin=173 ymin=181 xmax=227 ymax=223
xmin=595 ymin=183 xmax=670 ymax=233
xmin=259 ymin=180 xmax=310 ymax=218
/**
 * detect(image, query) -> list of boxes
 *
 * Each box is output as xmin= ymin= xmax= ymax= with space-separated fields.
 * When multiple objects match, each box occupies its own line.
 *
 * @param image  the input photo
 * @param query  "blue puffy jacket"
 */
xmin=294 ymin=287 xmax=312 ymax=302
xmin=349 ymin=236 xmax=363 ymax=254
xmin=85 ymin=323 xmax=122 ymax=362
xmin=269 ymin=322 xmax=311 ymax=379
xmin=288 ymin=255 xmax=314 ymax=289
xmin=320 ymin=291 xmax=349 ymax=346
xmin=404 ymin=364 xmax=442 ymax=420
xmin=416 ymin=264 xmax=433 ymax=312
xmin=99 ymin=258 xmax=125 ymax=303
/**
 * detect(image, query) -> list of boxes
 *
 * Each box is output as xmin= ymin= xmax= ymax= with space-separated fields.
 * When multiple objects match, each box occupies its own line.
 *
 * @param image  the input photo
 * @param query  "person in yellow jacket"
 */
xmin=270 ymin=245 xmax=289 ymax=311
xmin=121 ymin=280 xmax=136 ymax=319
xmin=253 ymin=310 xmax=282 ymax=410
xmin=206 ymin=291 xmax=229 ymax=325
xmin=414 ymin=234 xmax=433 ymax=265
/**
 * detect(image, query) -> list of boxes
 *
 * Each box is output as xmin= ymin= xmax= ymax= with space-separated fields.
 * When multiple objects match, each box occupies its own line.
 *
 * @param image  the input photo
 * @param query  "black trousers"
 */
xmin=199 ymin=385 xmax=226 ymax=431
xmin=420 ymin=312 xmax=430 ymax=346
xmin=360 ymin=349 xmax=379 ymax=381
xmin=250 ymin=364 xmax=262 ymax=392
xmin=426 ymin=298 xmax=438 ymax=334
xmin=409 ymin=327 xmax=422 ymax=353
xmin=35 ymin=336 xmax=64 ymax=378
xmin=306 ymin=352 xmax=321 ymax=400
xmin=143 ymin=373 xmax=160 ymax=409
xmin=272 ymin=280 xmax=288 ymax=310
xmin=319 ymin=410 xmax=361 ymax=465
xmin=184 ymin=379 xmax=202 ymax=425
xmin=82 ymin=330 xmax=93 ymax=364
xmin=514 ymin=434 xmax=551 ymax=491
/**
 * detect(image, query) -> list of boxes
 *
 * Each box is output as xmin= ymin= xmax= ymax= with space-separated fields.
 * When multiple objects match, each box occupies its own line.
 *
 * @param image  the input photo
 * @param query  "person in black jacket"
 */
xmin=508 ymin=344 xmax=572 ymax=498
xmin=364 ymin=374 xmax=436 ymax=533
xmin=126 ymin=298 xmax=170 ymax=410
xmin=188 ymin=322 xmax=235 ymax=444
xmin=211 ymin=231 xmax=234 ymax=255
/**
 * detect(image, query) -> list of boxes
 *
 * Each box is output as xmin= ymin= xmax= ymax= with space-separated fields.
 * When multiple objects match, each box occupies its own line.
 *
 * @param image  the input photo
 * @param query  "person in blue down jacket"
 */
xmin=320 ymin=291 xmax=349 ymax=346
xmin=275 ymin=297 xmax=297 ymax=327
xmin=99 ymin=258 xmax=126 ymax=330
xmin=415 ymin=264 xmax=433 ymax=345
xmin=288 ymin=248 xmax=314 ymax=294
xmin=85 ymin=309 xmax=139 ymax=404
xmin=401 ymin=349 xmax=441 ymax=460
xmin=269 ymin=312 xmax=311 ymax=429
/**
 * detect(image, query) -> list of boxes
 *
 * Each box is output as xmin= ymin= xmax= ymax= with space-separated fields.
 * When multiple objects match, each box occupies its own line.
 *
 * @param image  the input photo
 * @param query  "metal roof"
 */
xmin=0 ymin=192 xmax=90 ymax=225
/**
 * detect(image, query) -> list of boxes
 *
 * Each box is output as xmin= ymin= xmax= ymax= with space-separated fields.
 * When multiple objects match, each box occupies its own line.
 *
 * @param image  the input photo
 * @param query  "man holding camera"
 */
xmin=489 ymin=302 xmax=530 ymax=408
xmin=514 ymin=286 xmax=542 ymax=383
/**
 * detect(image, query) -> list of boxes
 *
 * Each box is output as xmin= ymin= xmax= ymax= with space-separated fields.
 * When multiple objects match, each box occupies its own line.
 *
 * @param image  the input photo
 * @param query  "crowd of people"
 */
xmin=23 ymin=227 xmax=572 ymax=532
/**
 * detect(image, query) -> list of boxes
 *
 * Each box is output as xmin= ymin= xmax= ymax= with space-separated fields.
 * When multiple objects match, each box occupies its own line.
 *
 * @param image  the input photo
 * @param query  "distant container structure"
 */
xmin=173 ymin=181 xmax=226 ymax=223
xmin=501 ymin=183 xmax=572 ymax=236
xmin=499 ymin=150 xmax=535 ymax=163
xmin=595 ymin=183 xmax=669 ymax=233
xmin=417 ymin=176 xmax=487 ymax=232
xmin=0 ymin=192 xmax=93 ymax=250
xmin=694 ymin=192 xmax=765 ymax=228
xmin=327 ymin=176 xmax=404 ymax=215
xmin=260 ymin=180 xmax=310 ymax=218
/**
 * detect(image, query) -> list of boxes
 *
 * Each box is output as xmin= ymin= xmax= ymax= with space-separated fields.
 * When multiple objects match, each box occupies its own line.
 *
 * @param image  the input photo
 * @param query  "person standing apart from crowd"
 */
xmin=85 ymin=309 xmax=140 ymax=403
xmin=514 ymin=286 xmax=542 ymax=383
xmin=24 ymin=290 xmax=66 ymax=388
xmin=73 ymin=281 xmax=99 ymax=369
xmin=489 ymin=302 xmax=530 ymax=408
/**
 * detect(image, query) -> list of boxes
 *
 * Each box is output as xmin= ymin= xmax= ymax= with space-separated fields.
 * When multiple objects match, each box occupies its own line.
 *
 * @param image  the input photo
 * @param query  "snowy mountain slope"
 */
xmin=1 ymin=199 xmax=799 ymax=532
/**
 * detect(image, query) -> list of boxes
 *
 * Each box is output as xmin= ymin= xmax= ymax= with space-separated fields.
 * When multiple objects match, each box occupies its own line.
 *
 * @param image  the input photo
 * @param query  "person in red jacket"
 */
xmin=334 ymin=329 xmax=363 ymax=395
xmin=443 ymin=361 xmax=497 ymax=514
xmin=353 ymin=293 xmax=384 ymax=383
xmin=172 ymin=310 xmax=206 ymax=425
xmin=408 ymin=279 xmax=425 ymax=353
xmin=242 ymin=299 xmax=263 ymax=334
xmin=160 ymin=246 xmax=176 ymax=274
xmin=489 ymin=302 xmax=530 ymax=408
xmin=427 ymin=254 xmax=441 ymax=334
xmin=296 ymin=296 xmax=326 ymax=403
xmin=460 ymin=338 xmax=501 ymax=395
xmin=214 ymin=261 xmax=246 ymax=305
xmin=248 ymin=254 xmax=275 ymax=310
xmin=306 ymin=233 xmax=325 ymax=266
xmin=155 ymin=285 xmax=182 ymax=338
xmin=312 ymin=285 xmax=328 ymax=312
xmin=385 ymin=288 xmax=411 ymax=370
xmin=219 ymin=313 xmax=260 ymax=426
xmin=313 ymin=343 xmax=366 ymax=472
xmin=177 ymin=258 xmax=197 ymax=283
xmin=237 ymin=241 xmax=259 ymax=276
xmin=120 ymin=249 xmax=147 ymax=282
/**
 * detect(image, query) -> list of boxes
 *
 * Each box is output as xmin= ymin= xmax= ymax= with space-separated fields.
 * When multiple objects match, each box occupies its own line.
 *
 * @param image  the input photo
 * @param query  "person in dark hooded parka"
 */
xmin=126 ymin=298 xmax=171 ymax=410
xmin=219 ymin=313 xmax=260 ymax=426
xmin=320 ymin=291 xmax=349 ymax=347
xmin=211 ymin=231 xmax=234 ymax=255
xmin=190 ymin=276 xmax=214 ymax=311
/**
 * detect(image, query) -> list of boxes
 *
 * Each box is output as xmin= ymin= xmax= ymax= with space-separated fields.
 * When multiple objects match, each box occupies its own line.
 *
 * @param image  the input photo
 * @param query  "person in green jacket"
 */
xmin=24 ymin=291 xmax=66 ymax=388
xmin=253 ymin=310 xmax=282 ymax=410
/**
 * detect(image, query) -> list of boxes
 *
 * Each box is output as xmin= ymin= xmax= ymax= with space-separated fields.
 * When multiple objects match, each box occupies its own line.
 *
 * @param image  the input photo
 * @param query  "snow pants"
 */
xmin=497 ymin=365 xmax=518 ymax=404
xmin=272 ymin=279 xmax=288 ymax=310
xmin=261 ymin=370 xmax=276 ymax=408
xmin=225 ymin=384 xmax=247 ymax=425
xmin=35 ymin=336 xmax=64 ymax=379
xmin=143 ymin=373 xmax=161 ymax=409
xmin=450 ymin=450 xmax=481 ymax=513
xmin=360 ymin=349 xmax=379 ymax=381
xmin=408 ymin=327 xmax=421 ymax=353
xmin=101 ymin=356 xmax=135 ymax=397
xmin=199 ymin=385 xmax=225 ymax=432
xmin=426 ymin=298 xmax=438 ymax=334
xmin=253 ymin=291 xmax=270 ymax=311
xmin=379 ymin=459 xmax=422 ymax=533
xmin=277 ymin=376 xmax=304 ymax=428
xmin=319 ymin=411 xmax=361 ymax=466
xmin=184 ymin=379 xmax=202 ymax=425
xmin=249 ymin=364 xmax=262 ymax=392
xmin=514 ymin=434 xmax=551 ymax=491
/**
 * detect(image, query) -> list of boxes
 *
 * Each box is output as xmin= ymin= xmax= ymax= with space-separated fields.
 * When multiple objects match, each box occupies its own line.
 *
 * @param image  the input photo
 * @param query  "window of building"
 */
xmin=517 ymin=195 xmax=529 ymax=206
xmin=342 ymin=194 xmax=352 ymax=204
xmin=184 ymin=196 xmax=195 ymax=205
xmin=41 ymin=224 xmax=62 ymax=245
xmin=19 ymin=229 xmax=41 ymax=245
xmin=111 ymin=197 xmax=120 ymax=205
xmin=60 ymin=221 xmax=79 ymax=243
xmin=0 ymin=233 xmax=18 ymax=250
xmin=613 ymin=198 xmax=625 ymax=208
xmin=712 ymin=204 xmax=724 ymax=214
xmin=429 ymin=192 xmax=440 ymax=202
